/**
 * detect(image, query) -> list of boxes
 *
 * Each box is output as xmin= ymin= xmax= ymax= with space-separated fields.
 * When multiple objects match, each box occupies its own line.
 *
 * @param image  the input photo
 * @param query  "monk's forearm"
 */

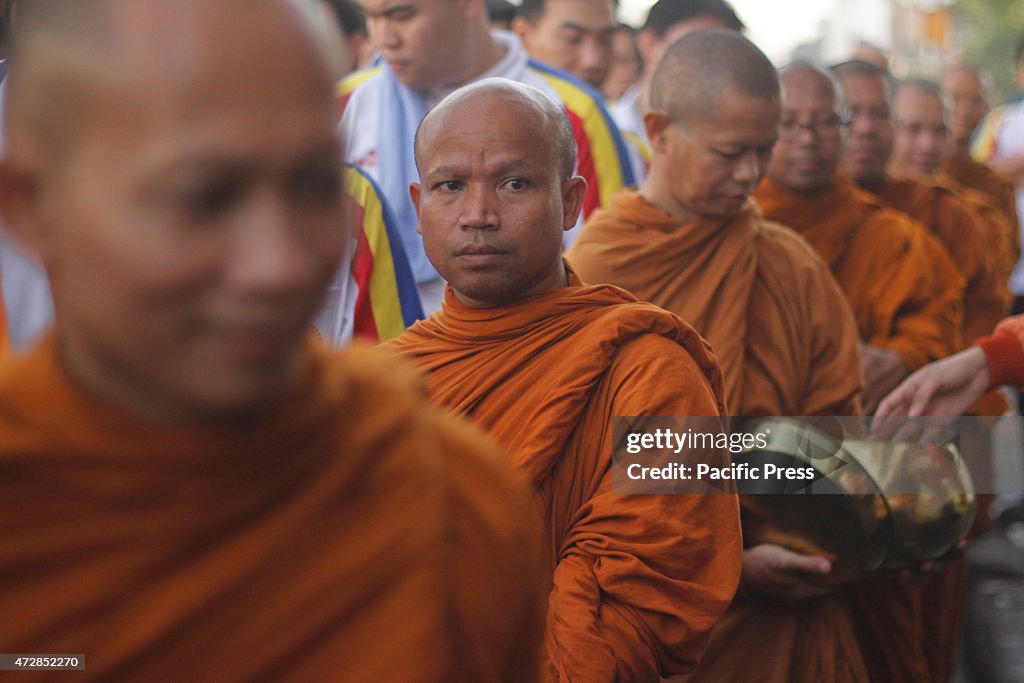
xmin=545 ymin=491 xmax=742 ymax=680
xmin=545 ymin=552 xmax=659 ymax=681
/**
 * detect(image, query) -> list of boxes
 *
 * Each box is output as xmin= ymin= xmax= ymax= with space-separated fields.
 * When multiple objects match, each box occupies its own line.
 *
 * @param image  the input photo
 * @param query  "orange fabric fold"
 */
xmin=867 ymin=178 xmax=1008 ymax=681
xmin=941 ymin=151 xmax=1021 ymax=276
xmin=568 ymin=191 xmax=862 ymax=417
xmin=755 ymin=175 xmax=964 ymax=371
xmin=0 ymin=338 xmax=545 ymax=682
xmin=756 ymin=176 xmax=971 ymax=683
xmin=871 ymin=176 xmax=1010 ymax=343
xmin=568 ymin=191 xmax=868 ymax=682
xmin=383 ymin=269 xmax=743 ymax=682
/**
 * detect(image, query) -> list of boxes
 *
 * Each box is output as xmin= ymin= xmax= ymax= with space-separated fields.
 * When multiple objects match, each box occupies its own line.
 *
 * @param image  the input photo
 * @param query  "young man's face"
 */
xmin=359 ymin=0 xmax=472 ymax=90
xmin=516 ymin=0 xmax=617 ymax=90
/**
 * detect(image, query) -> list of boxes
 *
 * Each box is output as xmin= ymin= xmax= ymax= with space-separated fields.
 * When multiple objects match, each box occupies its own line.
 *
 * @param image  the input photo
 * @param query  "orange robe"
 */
xmin=568 ymin=192 xmax=867 ymax=682
xmin=383 ymin=270 xmax=743 ymax=682
xmin=756 ymin=176 xmax=964 ymax=371
xmin=869 ymin=176 xmax=1009 ymax=344
xmin=868 ymin=178 xmax=1006 ymax=681
xmin=941 ymin=151 xmax=1021 ymax=277
xmin=0 ymin=338 xmax=545 ymax=682
xmin=756 ymin=175 xmax=966 ymax=683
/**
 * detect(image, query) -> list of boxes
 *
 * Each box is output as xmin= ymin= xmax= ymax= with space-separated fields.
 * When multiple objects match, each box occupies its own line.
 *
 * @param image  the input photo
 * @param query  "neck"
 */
xmin=432 ymin=25 xmax=506 ymax=94
xmin=452 ymin=260 xmax=569 ymax=309
xmin=640 ymin=171 xmax=696 ymax=221
xmin=55 ymin=328 xmax=292 ymax=427
xmin=767 ymin=176 xmax=833 ymax=197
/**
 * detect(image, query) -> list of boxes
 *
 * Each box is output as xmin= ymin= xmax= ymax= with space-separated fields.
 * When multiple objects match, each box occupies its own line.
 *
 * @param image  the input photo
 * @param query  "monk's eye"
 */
xmin=182 ymin=179 xmax=244 ymax=219
xmin=713 ymin=148 xmax=743 ymax=161
xmin=504 ymin=178 xmax=528 ymax=191
xmin=437 ymin=180 xmax=462 ymax=192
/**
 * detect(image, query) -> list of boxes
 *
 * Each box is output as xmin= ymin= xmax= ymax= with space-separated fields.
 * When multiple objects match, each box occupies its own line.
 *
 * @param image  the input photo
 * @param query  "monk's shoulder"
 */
xmin=604 ymin=331 xmax=723 ymax=414
xmin=856 ymin=205 xmax=933 ymax=254
xmin=331 ymin=343 xmax=530 ymax=498
xmin=327 ymin=342 xmax=541 ymax=565
xmin=751 ymin=220 xmax=838 ymax=282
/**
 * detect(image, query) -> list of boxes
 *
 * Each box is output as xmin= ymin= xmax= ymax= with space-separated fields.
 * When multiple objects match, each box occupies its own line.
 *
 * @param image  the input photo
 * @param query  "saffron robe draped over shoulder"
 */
xmin=383 ymin=271 xmax=743 ymax=682
xmin=0 ymin=339 xmax=545 ymax=682
xmin=568 ymin=191 xmax=869 ymax=682
xmin=755 ymin=176 xmax=964 ymax=370
xmin=868 ymin=176 xmax=1009 ymax=344
xmin=756 ymin=176 xmax=971 ymax=683
xmin=568 ymin=192 xmax=862 ymax=417
xmin=941 ymin=151 xmax=1021 ymax=276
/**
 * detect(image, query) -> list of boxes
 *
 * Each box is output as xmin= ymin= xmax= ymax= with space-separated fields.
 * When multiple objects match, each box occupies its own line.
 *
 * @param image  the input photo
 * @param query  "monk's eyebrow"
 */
xmin=426 ymin=160 xmax=539 ymax=178
xmin=369 ymin=3 xmax=415 ymax=18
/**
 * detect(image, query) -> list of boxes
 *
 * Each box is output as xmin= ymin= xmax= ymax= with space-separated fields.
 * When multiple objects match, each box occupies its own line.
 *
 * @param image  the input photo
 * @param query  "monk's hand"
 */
xmin=860 ymin=345 xmax=909 ymax=414
xmin=740 ymin=544 xmax=834 ymax=601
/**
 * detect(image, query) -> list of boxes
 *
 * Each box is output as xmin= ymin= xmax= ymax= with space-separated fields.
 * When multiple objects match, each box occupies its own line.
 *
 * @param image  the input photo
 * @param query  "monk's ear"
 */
xmin=409 ymin=182 xmax=423 ymax=234
xmin=561 ymin=176 xmax=587 ymax=231
xmin=644 ymin=110 xmax=674 ymax=154
xmin=511 ymin=16 xmax=532 ymax=45
xmin=0 ymin=159 xmax=55 ymax=264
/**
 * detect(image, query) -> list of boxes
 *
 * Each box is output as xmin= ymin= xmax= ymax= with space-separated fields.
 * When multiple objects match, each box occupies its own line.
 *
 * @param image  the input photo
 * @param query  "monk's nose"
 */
xmin=733 ymin=151 xmax=762 ymax=184
xmin=228 ymin=193 xmax=314 ymax=295
xmin=459 ymin=184 xmax=499 ymax=230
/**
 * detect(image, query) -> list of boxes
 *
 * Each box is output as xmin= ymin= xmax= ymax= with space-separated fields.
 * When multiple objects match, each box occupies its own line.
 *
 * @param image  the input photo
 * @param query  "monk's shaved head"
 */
xmin=7 ymin=0 xmax=340 ymax=162
xmin=411 ymin=77 xmax=586 ymax=308
xmin=416 ymin=78 xmax=576 ymax=180
xmin=0 ymin=0 xmax=349 ymax=422
xmin=649 ymin=28 xmax=778 ymax=126
xmin=895 ymin=78 xmax=948 ymax=109
xmin=944 ymin=64 xmax=992 ymax=94
xmin=778 ymin=60 xmax=846 ymax=112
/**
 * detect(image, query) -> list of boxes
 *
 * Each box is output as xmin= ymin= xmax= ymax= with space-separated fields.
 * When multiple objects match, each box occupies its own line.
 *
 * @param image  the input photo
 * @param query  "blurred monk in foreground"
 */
xmin=383 ymin=77 xmax=743 ymax=681
xmin=571 ymin=33 xmax=868 ymax=681
xmin=0 ymin=1 xmax=545 ymax=680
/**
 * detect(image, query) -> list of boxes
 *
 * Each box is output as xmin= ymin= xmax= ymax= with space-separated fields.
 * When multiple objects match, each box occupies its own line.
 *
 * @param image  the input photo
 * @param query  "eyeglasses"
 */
xmin=778 ymin=113 xmax=850 ymax=141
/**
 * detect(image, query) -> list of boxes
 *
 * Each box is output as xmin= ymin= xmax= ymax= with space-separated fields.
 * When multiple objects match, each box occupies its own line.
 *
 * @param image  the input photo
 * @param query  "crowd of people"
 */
xmin=1 ymin=0 xmax=1024 ymax=680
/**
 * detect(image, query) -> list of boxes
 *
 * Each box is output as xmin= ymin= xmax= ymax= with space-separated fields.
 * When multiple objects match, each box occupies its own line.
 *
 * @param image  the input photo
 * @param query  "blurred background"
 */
xmin=616 ymin=0 xmax=1024 ymax=101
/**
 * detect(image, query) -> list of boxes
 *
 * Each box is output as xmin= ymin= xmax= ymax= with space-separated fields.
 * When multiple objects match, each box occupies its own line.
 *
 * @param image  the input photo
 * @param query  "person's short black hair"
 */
xmin=517 ymin=0 xmax=546 ymax=24
xmin=324 ymin=0 xmax=366 ymax=38
xmin=487 ymin=0 xmax=518 ymax=26
xmin=642 ymin=0 xmax=744 ymax=37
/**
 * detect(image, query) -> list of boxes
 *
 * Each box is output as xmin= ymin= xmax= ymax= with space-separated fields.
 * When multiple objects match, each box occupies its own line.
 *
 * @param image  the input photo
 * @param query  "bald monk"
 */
xmin=941 ymin=64 xmax=1020 ymax=268
xmin=889 ymin=78 xmax=1011 ymax=342
xmin=755 ymin=64 xmax=966 ymax=683
xmin=0 ymin=2 xmax=546 ymax=680
xmin=382 ymin=78 xmax=743 ymax=681
xmin=835 ymin=61 xmax=1002 ymax=343
xmin=571 ymin=34 xmax=871 ymax=681
xmin=752 ymin=63 xmax=962 ymax=416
